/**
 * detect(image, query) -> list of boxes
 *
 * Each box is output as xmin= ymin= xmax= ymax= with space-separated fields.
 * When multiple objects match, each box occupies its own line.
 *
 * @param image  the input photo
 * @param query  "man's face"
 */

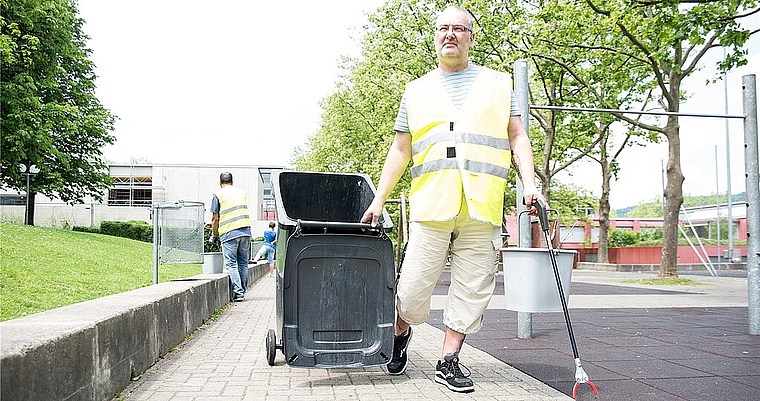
xmin=434 ymin=9 xmax=474 ymax=62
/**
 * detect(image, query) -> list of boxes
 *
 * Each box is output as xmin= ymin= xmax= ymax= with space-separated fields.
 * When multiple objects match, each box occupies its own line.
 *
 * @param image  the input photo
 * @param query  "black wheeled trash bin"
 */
xmin=265 ymin=171 xmax=395 ymax=369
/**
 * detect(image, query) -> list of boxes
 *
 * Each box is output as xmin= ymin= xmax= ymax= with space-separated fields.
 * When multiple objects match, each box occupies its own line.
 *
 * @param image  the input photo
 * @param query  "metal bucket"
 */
xmin=502 ymin=248 xmax=576 ymax=313
xmin=201 ymin=252 xmax=224 ymax=274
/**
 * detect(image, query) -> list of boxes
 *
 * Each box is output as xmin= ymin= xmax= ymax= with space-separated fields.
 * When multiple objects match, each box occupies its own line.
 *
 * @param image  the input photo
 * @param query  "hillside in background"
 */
xmin=615 ymin=192 xmax=747 ymax=218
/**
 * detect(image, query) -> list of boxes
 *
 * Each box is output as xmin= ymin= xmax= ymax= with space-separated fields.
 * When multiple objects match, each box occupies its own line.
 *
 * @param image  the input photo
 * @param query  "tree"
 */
xmin=293 ymin=0 xmax=438 ymax=193
xmin=295 ymin=0 xmax=613 ymax=218
xmin=1 ymin=0 xmax=116 ymax=225
xmin=548 ymin=182 xmax=598 ymax=226
xmin=292 ymin=0 xmax=441 ymax=235
xmin=490 ymin=0 xmax=660 ymax=262
xmin=583 ymin=0 xmax=758 ymax=277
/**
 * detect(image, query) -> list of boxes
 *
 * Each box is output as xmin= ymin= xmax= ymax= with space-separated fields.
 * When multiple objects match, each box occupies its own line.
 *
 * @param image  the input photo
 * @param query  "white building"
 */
xmin=0 ymin=164 xmax=283 ymax=234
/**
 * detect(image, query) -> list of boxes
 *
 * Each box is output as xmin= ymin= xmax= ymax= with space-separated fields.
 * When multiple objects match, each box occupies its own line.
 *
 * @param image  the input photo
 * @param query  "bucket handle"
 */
xmin=517 ymin=208 xmax=560 ymax=246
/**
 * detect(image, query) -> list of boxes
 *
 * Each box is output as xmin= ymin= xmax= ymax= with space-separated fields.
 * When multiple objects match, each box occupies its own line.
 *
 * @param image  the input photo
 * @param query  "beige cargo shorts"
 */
xmin=396 ymin=204 xmax=500 ymax=334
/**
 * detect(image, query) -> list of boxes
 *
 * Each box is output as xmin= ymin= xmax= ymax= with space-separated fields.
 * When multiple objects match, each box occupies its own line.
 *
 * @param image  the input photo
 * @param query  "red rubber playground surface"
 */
xmin=429 ymin=271 xmax=760 ymax=400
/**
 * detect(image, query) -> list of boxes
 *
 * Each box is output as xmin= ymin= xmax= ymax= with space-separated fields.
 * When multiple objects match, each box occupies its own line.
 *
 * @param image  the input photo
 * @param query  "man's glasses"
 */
xmin=436 ymin=24 xmax=472 ymax=34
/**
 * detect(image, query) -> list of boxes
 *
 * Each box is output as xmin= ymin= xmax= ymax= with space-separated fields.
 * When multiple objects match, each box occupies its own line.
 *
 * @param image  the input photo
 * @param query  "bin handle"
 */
xmin=295 ymin=219 xmax=385 ymax=236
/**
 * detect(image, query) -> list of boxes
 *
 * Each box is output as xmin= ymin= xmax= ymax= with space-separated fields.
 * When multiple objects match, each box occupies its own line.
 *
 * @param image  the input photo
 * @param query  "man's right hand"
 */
xmin=208 ymin=234 xmax=218 ymax=244
xmin=361 ymin=202 xmax=384 ymax=227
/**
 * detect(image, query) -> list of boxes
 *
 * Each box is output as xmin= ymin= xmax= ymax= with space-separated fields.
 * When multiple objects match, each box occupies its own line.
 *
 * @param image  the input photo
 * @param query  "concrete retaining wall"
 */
xmin=1 ymin=263 xmax=267 ymax=401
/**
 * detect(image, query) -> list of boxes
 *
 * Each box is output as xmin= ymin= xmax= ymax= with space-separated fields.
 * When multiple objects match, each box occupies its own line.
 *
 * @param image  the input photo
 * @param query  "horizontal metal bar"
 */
xmin=530 ymin=104 xmax=745 ymax=119
xmin=296 ymin=220 xmax=372 ymax=229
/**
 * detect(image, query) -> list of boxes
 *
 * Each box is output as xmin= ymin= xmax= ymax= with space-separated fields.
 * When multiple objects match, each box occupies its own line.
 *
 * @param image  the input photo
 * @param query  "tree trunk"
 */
xmin=597 ymin=156 xmax=612 ymax=263
xmin=660 ymin=115 xmax=683 ymax=277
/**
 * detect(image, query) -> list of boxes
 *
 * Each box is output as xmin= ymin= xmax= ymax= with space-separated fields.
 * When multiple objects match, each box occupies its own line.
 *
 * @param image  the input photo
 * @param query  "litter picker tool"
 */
xmin=532 ymin=199 xmax=599 ymax=399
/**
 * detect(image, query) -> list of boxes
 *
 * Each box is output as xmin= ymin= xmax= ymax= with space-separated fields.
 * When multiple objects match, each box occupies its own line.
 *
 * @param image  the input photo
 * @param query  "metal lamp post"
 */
xmin=19 ymin=163 xmax=40 ymax=225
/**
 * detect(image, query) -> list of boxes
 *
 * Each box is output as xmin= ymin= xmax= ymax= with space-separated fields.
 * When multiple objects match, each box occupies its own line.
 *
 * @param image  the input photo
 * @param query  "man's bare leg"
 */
xmin=442 ymin=327 xmax=465 ymax=358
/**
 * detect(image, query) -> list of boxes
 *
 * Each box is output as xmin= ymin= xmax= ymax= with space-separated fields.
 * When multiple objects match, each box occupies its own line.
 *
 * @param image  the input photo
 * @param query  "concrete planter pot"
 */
xmin=202 ymin=252 xmax=224 ymax=274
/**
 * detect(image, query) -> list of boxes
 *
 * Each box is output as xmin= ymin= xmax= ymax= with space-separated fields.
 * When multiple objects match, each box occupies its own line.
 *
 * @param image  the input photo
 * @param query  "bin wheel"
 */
xmin=266 ymin=328 xmax=276 ymax=366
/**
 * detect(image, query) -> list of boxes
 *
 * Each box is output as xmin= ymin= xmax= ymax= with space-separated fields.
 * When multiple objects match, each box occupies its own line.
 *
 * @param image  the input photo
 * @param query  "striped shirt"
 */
xmin=393 ymin=64 xmax=520 ymax=133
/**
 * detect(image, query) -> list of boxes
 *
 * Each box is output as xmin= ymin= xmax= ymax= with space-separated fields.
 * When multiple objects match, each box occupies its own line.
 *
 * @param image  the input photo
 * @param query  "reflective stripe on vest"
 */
xmin=216 ymin=186 xmax=251 ymax=235
xmin=406 ymin=67 xmax=513 ymax=226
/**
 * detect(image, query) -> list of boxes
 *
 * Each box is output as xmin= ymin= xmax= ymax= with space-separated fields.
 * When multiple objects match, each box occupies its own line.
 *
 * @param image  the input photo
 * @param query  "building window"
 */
xmin=258 ymin=168 xmax=279 ymax=220
xmin=0 ymin=194 xmax=26 ymax=205
xmin=108 ymin=175 xmax=152 ymax=206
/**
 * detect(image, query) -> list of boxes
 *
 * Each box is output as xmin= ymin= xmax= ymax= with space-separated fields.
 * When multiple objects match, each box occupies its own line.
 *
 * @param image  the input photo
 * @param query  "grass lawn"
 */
xmin=0 ymin=222 xmax=202 ymax=321
xmin=623 ymin=277 xmax=706 ymax=286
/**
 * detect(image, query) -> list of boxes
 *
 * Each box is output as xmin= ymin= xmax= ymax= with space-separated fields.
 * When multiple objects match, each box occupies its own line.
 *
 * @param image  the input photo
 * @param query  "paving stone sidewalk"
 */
xmin=117 ymin=273 xmax=571 ymax=401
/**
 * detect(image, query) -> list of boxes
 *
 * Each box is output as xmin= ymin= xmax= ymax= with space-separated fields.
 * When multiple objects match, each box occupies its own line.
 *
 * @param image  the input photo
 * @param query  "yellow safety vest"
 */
xmin=216 ymin=186 xmax=251 ymax=235
xmin=406 ymin=67 xmax=512 ymax=226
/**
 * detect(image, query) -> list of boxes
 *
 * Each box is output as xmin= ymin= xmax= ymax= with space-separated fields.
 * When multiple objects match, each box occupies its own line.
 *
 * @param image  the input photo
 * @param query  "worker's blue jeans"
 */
xmin=222 ymin=236 xmax=250 ymax=297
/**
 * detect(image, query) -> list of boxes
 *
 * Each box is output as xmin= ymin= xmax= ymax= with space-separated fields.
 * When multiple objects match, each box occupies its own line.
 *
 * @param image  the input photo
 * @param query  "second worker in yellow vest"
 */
xmin=210 ymin=172 xmax=252 ymax=302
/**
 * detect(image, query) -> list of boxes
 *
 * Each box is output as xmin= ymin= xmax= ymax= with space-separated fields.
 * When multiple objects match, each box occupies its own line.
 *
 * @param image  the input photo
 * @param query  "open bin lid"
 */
xmin=272 ymin=170 xmax=393 ymax=232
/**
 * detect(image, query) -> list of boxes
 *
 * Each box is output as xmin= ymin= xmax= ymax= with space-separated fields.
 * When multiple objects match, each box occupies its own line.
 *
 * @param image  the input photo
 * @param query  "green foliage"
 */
xmin=292 ymin=0 xmax=444 ymax=235
xmin=682 ymin=192 xmax=747 ymax=208
xmin=580 ymin=0 xmax=758 ymax=275
xmin=639 ymin=227 xmax=663 ymax=242
xmin=203 ymin=226 xmax=221 ymax=253
xmin=72 ymin=225 xmax=100 ymax=234
xmin=0 ymin=0 xmax=117 ymax=212
xmin=0 ymin=222 xmax=200 ymax=321
xmin=626 ymin=196 xmax=665 ymax=218
xmin=293 ymin=0 xmax=432 ymax=185
xmin=293 ymin=0 xmax=633 ymax=219
xmin=99 ymin=220 xmax=152 ymax=243
xmin=292 ymin=0 xmax=756 ymax=273
xmin=607 ymin=229 xmax=640 ymax=247
xmin=504 ymin=0 xmax=658 ymax=189
xmin=546 ymin=182 xmax=598 ymax=224
xmin=624 ymin=277 xmax=705 ymax=286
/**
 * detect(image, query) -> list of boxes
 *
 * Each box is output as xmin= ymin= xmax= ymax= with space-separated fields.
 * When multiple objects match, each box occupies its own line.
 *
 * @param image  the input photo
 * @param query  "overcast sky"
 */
xmin=77 ymin=0 xmax=384 ymax=166
xmin=77 ymin=1 xmax=758 ymax=210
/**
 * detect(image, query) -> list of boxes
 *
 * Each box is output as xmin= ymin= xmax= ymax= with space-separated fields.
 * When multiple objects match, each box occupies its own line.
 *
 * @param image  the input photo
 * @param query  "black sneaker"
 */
xmin=387 ymin=327 xmax=413 ymax=375
xmin=435 ymin=354 xmax=474 ymax=393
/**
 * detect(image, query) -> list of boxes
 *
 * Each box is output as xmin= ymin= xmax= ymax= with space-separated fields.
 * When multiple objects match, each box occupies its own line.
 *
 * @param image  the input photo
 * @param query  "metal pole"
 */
xmin=529 ymin=104 xmax=744 ymax=119
xmin=680 ymin=205 xmax=717 ymax=276
xmin=152 ymin=204 xmax=159 ymax=285
xmin=24 ymin=173 xmax=30 ymax=225
xmin=514 ymin=59 xmax=533 ymax=339
xmin=715 ymin=146 xmax=722 ymax=269
xmin=661 ymin=160 xmax=666 ymax=215
xmin=742 ymin=74 xmax=759 ymax=335
xmin=724 ymin=60 xmax=734 ymax=263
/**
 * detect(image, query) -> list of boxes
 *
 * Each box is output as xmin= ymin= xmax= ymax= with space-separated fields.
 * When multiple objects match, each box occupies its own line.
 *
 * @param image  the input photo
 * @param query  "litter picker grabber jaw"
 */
xmin=572 ymin=358 xmax=598 ymax=399
xmin=533 ymin=199 xmax=599 ymax=399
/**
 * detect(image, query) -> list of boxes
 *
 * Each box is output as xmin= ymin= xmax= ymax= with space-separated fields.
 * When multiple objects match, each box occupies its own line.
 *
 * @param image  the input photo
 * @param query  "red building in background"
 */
xmin=503 ymin=202 xmax=749 ymax=266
